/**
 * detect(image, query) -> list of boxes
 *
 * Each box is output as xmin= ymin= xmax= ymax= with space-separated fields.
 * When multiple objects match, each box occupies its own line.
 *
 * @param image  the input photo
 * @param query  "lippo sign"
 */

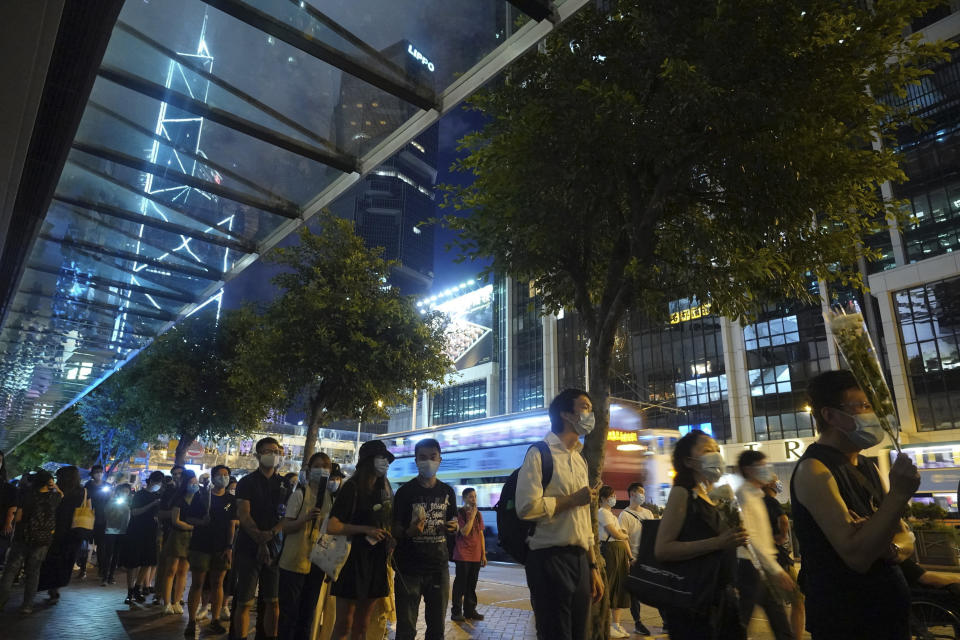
xmin=407 ymin=44 xmax=435 ymax=72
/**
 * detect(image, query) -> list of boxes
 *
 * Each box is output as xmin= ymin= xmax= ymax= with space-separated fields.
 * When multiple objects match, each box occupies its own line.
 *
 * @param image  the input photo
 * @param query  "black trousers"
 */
xmin=736 ymin=559 xmax=794 ymax=640
xmin=452 ymin=560 xmax=481 ymax=615
xmin=99 ymin=534 xmax=121 ymax=581
xmin=525 ymin=546 xmax=590 ymax=640
xmin=277 ymin=565 xmax=326 ymax=640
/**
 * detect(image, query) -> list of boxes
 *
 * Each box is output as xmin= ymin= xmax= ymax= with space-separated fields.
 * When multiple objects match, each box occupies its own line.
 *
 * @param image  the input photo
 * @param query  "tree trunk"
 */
xmin=302 ymin=402 xmax=326 ymax=466
xmin=174 ymin=433 xmax=196 ymax=467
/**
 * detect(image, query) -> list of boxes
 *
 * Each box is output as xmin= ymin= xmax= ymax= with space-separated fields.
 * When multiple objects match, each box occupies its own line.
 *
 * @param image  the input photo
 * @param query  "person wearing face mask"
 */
xmin=327 ymin=440 xmax=394 ymax=640
xmin=598 ymin=486 xmax=632 ymax=638
xmin=654 ymin=429 xmax=749 ymax=639
xmin=100 ymin=483 xmax=132 ymax=587
xmin=327 ymin=465 xmax=344 ymax=496
xmin=617 ymin=482 xmax=654 ymax=635
xmin=123 ymin=470 xmax=165 ymax=604
xmin=154 ymin=465 xmax=185 ymax=605
xmin=515 ymin=389 xmax=605 ymax=640
xmin=791 ymin=370 xmax=919 ymax=640
xmin=762 ymin=476 xmax=805 ymax=640
xmin=161 ymin=470 xmax=198 ymax=615
xmin=231 ymin=437 xmax=287 ymax=640
xmin=391 ymin=438 xmax=459 ymax=640
xmin=450 ymin=487 xmax=486 ymax=623
xmin=84 ymin=464 xmax=110 ymax=581
xmin=734 ymin=451 xmax=795 ymax=640
xmin=182 ymin=465 xmax=237 ymax=636
xmin=277 ymin=452 xmax=332 ymax=640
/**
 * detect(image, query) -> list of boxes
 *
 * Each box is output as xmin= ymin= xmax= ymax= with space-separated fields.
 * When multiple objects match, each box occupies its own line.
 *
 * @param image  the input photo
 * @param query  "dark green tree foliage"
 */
xmin=131 ymin=308 xmax=261 ymax=466
xmin=231 ymin=212 xmax=451 ymax=463
xmin=443 ymin=0 xmax=949 ymax=484
xmin=77 ymin=368 xmax=152 ymax=473
xmin=8 ymin=407 xmax=97 ymax=475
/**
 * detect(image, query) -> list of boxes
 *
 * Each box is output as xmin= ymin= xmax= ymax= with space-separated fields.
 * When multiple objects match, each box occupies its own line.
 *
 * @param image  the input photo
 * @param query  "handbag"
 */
xmin=310 ymin=488 xmax=357 ymax=581
xmin=625 ymin=515 xmax=726 ymax=613
xmin=71 ymin=488 xmax=95 ymax=537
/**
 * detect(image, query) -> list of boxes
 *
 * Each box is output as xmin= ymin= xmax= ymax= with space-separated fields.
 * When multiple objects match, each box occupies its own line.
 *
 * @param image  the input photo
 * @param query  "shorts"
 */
xmin=234 ymin=551 xmax=280 ymax=604
xmin=189 ymin=549 xmax=232 ymax=573
xmin=162 ymin=529 xmax=192 ymax=559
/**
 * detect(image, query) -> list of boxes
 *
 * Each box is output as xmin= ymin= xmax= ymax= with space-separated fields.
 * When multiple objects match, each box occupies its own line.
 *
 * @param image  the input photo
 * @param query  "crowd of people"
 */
xmin=0 ymin=370 xmax=958 ymax=640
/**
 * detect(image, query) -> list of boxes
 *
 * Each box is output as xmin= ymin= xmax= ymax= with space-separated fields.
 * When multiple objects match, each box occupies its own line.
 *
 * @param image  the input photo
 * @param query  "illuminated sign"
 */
xmin=407 ymin=44 xmax=435 ymax=72
xmin=670 ymin=302 xmax=712 ymax=324
xmin=741 ymin=438 xmax=808 ymax=461
xmin=607 ymin=429 xmax=639 ymax=443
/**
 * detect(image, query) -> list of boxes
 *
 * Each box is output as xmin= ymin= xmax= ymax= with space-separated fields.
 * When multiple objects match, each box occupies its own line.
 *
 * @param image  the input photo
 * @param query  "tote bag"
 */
xmin=625 ymin=518 xmax=726 ymax=613
xmin=310 ymin=515 xmax=351 ymax=580
xmin=71 ymin=489 xmax=96 ymax=538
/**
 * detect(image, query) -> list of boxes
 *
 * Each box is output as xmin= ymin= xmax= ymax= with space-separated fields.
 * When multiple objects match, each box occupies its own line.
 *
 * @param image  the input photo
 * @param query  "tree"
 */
xmin=7 ymin=407 xmax=97 ymax=475
xmin=76 ymin=368 xmax=155 ymax=474
xmin=444 ymin=0 xmax=949 ymax=483
xmin=130 ymin=307 xmax=263 ymax=466
xmin=230 ymin=212 xmax=452 ymax=464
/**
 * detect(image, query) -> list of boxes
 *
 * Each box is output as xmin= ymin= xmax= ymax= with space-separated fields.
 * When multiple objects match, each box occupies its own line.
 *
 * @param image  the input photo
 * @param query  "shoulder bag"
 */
xmin=310 ymin=486 xmax=358 ymax=580
xmin=71 ymin=488 xmax=95 ymax=538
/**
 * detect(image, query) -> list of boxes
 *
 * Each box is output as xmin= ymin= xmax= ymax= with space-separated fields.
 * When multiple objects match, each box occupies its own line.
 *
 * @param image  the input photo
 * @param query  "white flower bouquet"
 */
xmin=824 ymin=302 xmax=901 ymax=452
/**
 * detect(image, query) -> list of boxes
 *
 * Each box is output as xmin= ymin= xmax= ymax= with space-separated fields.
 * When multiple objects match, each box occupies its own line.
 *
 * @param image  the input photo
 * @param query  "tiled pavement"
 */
xmin=0 ymin=562 xmax=795 ymax=640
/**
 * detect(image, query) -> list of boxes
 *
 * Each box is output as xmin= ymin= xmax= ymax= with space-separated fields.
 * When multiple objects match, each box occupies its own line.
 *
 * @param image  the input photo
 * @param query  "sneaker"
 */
xmin=197 ymin=603 xmax=210 ymax=619
xmin=466 ymin=612 xmax=485 ymax=621
xmin=614 ymin=623 xmax=631 ymax=636
xmin=635 ymin=621 xmax=651 ymax=635
xmin=109 ymin=578 xmax=117 ymax=585
xmin=219 ymin=606 xmax=231 ymax=621
xmin=208 ymin=620 xmax=227 ymax=635
xmin=173 ymin=602 xmax=184 ymax=614
xmin=134 ymin=587 xmax=146 ymax=603
xmin=101 ymin=579 xmax=108 ymax=587
xmin=183 ymin=621 xmax=196 ymax=637
xmin=163 ymin=604 xmax=176 ymax=615
xmin=451 ymin=612 xmax=465 ymax=622
xmin=610 ymin=624 xmax=629 ymax=638
xmin=18 ymin=605 xmax=33 ymax=615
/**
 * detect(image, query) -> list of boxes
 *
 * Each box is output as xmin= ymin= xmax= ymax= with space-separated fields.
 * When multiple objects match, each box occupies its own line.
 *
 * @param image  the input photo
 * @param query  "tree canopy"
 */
xmin=230 ymin=212 xmax=452 ymax=463
xmin=7 ymin=407 xmax=97 ymax=476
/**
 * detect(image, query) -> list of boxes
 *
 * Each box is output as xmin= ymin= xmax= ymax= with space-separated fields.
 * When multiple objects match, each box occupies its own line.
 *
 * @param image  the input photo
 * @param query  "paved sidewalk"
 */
xmin=0 ymin=562 xmax=796 ymax=640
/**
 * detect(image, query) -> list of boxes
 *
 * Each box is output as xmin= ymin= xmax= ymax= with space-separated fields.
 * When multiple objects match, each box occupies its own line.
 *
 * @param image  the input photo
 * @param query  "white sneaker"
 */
xmin=615 ymin=623 xmax=632 ymax=636
xmin=172 ymin=602 xmax=184 ymax=614
xmin=220 ymin=607 xmax=231 ymax=621
xmin=197 ymin=604 xmax=210 ymax=619
xmin=610 ymin=624 xmax=629 ymax=638
xmin=162 ymin=604 xmax=175 ymax=615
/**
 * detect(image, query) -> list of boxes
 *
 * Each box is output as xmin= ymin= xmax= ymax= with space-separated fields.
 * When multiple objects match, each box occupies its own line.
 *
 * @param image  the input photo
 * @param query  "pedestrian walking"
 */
xmin=100 ymin=483 xmax=132 ymax=586
xmin=184 ymin=464 xmax=237 ymax=637
xmin=762 ymin=476 xmax=805 ymax=640
xmin=734 ymin=451 xmax=795 ymax=640
xmin=0 ymin=470 xmax=61 ymax=614
xmin=392 ymin=438 xmax=458 ymax=640
xmin=654 ymin=429 xmax=748 ymax=640
xmin=516 ymin=389 xmax=604 ymax=640
xmin=327 ymin=440 xmax=394 ymax=640
xmin=451 ymin=487 xmax=486 ymax=623
xmin=598 ymin=485 xmax=632 ymax=639
xmin=229 ymin=437 xmax=286 ymax=640
xmin=791 ymin=370 xmax=919 ymax=640
xmin=277 ymin=453 xmax=332 ymax=640
xmin=121 ymin=470 xmax=164 ymax=605
xmin=617 ymin=482 xmax=653 ymax=636
xmin=38 ymin=466 xmax=86 ymax=603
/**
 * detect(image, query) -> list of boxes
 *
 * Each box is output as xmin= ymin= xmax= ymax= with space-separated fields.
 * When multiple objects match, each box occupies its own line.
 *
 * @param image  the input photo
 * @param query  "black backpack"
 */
xmin=495 ymin=441 xmax=553 ymax=564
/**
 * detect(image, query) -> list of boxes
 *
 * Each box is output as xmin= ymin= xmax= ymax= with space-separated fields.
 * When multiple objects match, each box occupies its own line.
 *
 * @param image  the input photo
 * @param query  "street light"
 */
xmin=355 ymin=400 xmax=385 ymax=464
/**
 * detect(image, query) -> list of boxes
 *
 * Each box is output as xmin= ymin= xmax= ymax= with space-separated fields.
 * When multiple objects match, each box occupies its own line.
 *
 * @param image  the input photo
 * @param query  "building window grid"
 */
xmin=896 ymin=275 xmax=960 ymax=431
xmin=512 ymin=280 xmax=544 ymax=412
xmin=432 ymin=380 xmax=487 ymax=426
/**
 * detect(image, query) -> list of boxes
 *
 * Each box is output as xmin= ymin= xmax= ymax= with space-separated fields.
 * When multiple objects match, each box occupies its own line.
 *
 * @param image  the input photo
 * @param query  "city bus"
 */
xmin=382 ymin=403 xmax=680 ymax=560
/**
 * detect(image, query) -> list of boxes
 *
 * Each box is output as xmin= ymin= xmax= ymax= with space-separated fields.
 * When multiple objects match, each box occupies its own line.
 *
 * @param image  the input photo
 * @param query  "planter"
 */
xmin=915 ymin=529 xmax=960 ymax=567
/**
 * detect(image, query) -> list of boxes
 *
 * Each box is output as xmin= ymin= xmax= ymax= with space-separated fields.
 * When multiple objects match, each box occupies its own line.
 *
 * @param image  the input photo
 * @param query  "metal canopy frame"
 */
xmin=26 ymin=262 xmax=196 ymax=304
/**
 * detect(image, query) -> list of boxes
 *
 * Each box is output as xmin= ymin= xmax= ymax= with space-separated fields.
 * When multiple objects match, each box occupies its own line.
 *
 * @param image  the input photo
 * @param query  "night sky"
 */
xmin=221 ymin=106 xmax=490 ymax=310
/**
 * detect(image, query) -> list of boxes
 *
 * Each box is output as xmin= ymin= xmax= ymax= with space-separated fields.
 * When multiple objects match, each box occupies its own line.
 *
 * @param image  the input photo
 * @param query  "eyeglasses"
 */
xmin=837 ymin=401 xmax=873 ymax=412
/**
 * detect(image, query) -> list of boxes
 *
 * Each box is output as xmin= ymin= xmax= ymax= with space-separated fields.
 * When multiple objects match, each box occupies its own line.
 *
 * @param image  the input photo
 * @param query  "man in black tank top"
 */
xmin=790 ymin=370 xmax=920 ymax=640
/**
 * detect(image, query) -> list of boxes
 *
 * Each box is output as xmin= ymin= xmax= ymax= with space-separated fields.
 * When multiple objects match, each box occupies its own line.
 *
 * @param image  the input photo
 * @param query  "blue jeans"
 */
xmin=0 ymin=540 xmax=49 ymax=609
xmin=395 ymin=568 xmax=450 ymax=640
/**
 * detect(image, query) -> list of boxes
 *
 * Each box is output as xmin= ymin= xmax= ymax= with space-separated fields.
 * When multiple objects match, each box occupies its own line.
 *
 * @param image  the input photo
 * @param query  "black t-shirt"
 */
xmin=185 ymin=491 xmax=237 ymax=553
xmin=763 ymin=495 xmax=785 ymax=538
xmin=128 ymin=489 xmax=162 ymax=535
xmin=235 ymin=470 xmax=285 ymax=556
xmin=0 ymin=481 xmax=16 ymax=518
xmin=393 ymin=479 xmax=457 ymax=575
xmin=328 ymin=478 xmax=392 ymax=532
xmin=84 ymin=480 xmax=111 ymax=522
xmin=159 ymin=484 xmax=179 ymax=534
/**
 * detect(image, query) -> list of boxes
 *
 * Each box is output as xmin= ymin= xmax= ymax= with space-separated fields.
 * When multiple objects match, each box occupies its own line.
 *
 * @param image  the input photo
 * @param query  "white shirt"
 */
xmin=598 ymin=508 xmax=618 ymax=542
xmin=516 ymin=431 xmax=595 ymax=552
xmin=618 ymin=505 xmax=654 ymax=558
xmin=735 ymin=482 xmax=782 ymax=576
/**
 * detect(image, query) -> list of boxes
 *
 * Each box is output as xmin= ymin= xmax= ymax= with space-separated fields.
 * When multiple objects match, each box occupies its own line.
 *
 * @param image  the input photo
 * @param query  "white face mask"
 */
xmin=417 ymin=459 xmax=440 ymax=479
xmin=212 ymin=476 xmax=229 ymax=489
xmin=630 ymin=492 xmax=645 ymax=505
xmin=695 ymin=451 xmax=725 ymax=484
xmin=606 ymin=497 xmax=617 ymax=508
xmin=837 ymin=410 xmax=886 ymax=449
xmin=327 ymin=480 xmax=341 ymax=493
xmin=566 ymin=410 xmax=596 ymax=436
xmin=259 ymin=453 xmax=280 ymax=469
xmin=751 ymin=464 xmax=774 ymax=485
xmin=373 ymin=456 xmax=390 ymax=477
xmin=310 ymin=468 xmax=330 ymax=484
xmin=149 ymin=484 xmax=162 ymax=493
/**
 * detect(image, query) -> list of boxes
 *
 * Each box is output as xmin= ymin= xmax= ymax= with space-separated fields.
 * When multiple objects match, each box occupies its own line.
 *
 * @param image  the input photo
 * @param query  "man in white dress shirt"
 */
xmin=617 ymin=482 xmax=654 ymax=635
xmin=516 ymin=389 xmax=604 ymax=640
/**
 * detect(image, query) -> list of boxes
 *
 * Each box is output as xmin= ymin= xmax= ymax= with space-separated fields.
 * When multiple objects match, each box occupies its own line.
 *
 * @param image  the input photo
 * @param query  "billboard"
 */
xmin=420 ymin=283 xmax=493 ymax=371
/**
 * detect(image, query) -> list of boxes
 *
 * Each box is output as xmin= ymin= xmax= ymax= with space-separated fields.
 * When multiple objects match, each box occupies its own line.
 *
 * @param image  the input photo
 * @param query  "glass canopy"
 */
xmin=0 ymin=0 xmax=590 ymax=452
